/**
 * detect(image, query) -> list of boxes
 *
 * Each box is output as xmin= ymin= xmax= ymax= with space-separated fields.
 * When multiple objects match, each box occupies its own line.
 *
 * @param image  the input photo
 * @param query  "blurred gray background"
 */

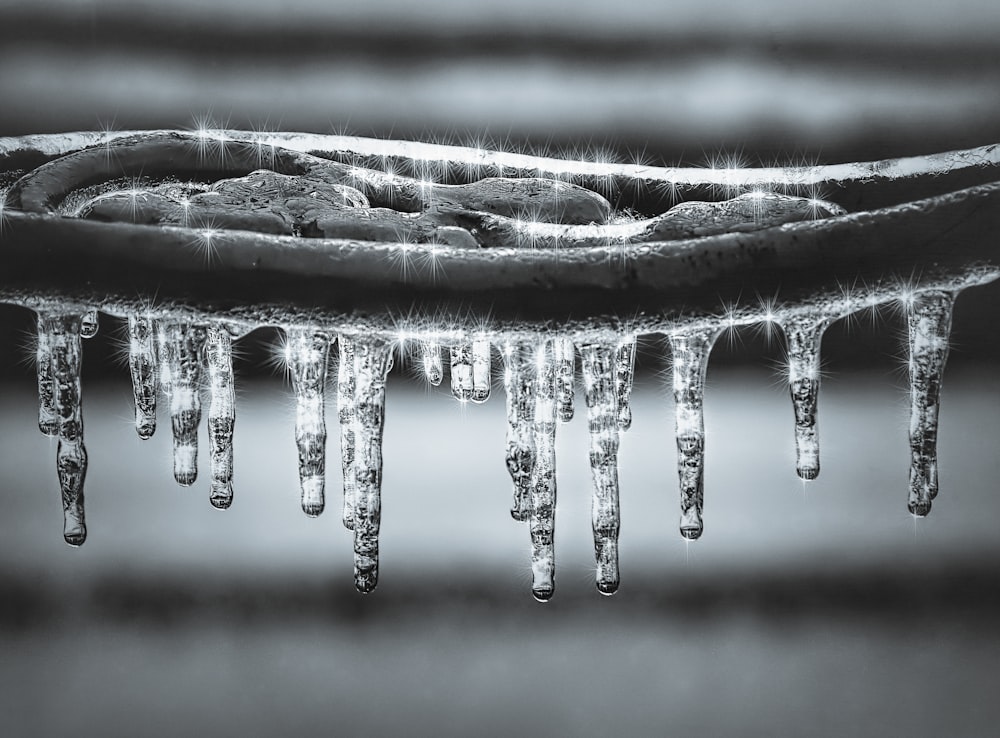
xmin=2 ymin=1 xmax=1000 ymax=736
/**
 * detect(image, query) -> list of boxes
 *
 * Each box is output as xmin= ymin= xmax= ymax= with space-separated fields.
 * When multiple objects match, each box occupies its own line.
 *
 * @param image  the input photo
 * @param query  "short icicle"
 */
xmin=158 ymin=322 xmax=207 ymax=486
xmin=79 ymin=309 xmax=99 ymax=339
xmin=421 ymin=341 xmax=443 ymax=386
xmin=128 ymin=315 xmax=159 ymax=439
xmin=471 ymin=338 xmax=492 ymax=403
xmin=529 ymin=340 xmax=558 ymax=601
xmin=782 ymin=316 xmax=833 ymax=481
xmin=614 ymin=339 xmax=637 ymax=431
xmin=906 ymin=290 xmax=955 ymax=516
xmin=502 ymin=341 xmax=536 ymax=522
xmin=46 ymin=314 xmax=88 ymax=545
xmin=286 ymin=329 xmax=331 ymax=517
xmin=35 ymin=312 xmax=58 ymax=436
xmin=205 ymin=325 xmax=236 ymax=509
xmin=450 ymin=344 xmax=474 ymax=401
xmin=337 ymin=336 xmax=357 ymax=529
xmin=352 ymin=338 xmax=394 ymax=594
xmin=554 ymin=337 xmax=575 ymax=422
xmin=669 ymin=327 xmax=722 ymax=540
xmin=580 ymin=343 xmax=621 ymax=595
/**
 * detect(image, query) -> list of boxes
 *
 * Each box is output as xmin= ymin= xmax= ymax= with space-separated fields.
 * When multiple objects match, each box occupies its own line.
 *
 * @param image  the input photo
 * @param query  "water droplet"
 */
xmin=782 ymin=317 xmax=833 ymax=480
xmin=421 ymin=341 xmax=443 ymax=386
xmin=906 ymin=290 xmax=954 ymax=516
xmin=79 ymin=309 xmax=99 ymax=339
xmin=35 ymin=312 xmax=58 ymax=437
xmin=580 ymin=343 xmax=621 ymax=595
xmin=127 ymin=314 xmax=158 ymax=439
xmin=450 ymin=344 xmax=473 ymax=401
xmin=286 ymin=329 xmax=331 ymax=517
xmin=502 ymin=340 xmax=536 ymax=522
xmin=669 ymin=327 xmax=722 ymax=540
xmin=337 ymin=336 xmax=357 ymax=530
xmin=471 ymin=338 xmax=491 ymax=403
xmin=205 ymin=325 xmax=236 ymax=509
xmin=614 ymin=339 xmax=637 ymax=431
xmin=157 ymin=322 xmax=207 ymax=486
xmin=529 ymin=340 xmax=558 ymax=600
xmin=554 ymin=337 xmax=575 ymax=422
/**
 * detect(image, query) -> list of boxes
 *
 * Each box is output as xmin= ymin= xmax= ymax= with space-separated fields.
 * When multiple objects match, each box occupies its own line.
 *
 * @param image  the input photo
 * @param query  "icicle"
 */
xmin=783 ymin=317 xmax=833 ymax=481
xmin=337 ymin=336 xmax=357 ymax=530
xmin=450 ymin=344 xmax=474 ymax=401
xmin=127 ymin=314 xmax=158 ymax=439
xmin=554 ymin=337 xmax=575 ymax=422
xmin=158 ymin=322 xmax=207 ymax=486
xmin=906 ymin=290 xmax=954 ymax=516
xmin=529 ymin=340 xmax=558 ymax=601
xmin=614 ymin=339 xmax=637 ymax=431
xmin=44 ymin=314 xmax=88 ymax=546
xmin=205 ymin=325 xmax=236 ymax=509
xmin=352 ymin=338 xmax=394 ymax=594
xmin=79 ymin=309 xmax=99 ymax=339
xmin=502 ymin=341 xmax=536 ymax=522
xmin=471 ymin=338 xmax=491 ymax=404
xmin=35 ymin=313 xmax=58 ymax=437
xmin=421 ymin=341 xmax=443 ymax=386
xmin=669 ymin=327 xmax=722 ymax=540
xmin=286 ymin=329 xmax=331 ymax=517
xmin=580 ymin=343 xmax=621 ymax=595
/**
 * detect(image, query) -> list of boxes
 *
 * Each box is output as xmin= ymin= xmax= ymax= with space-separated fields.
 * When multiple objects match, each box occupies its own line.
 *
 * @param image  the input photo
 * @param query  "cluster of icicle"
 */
xmin=33 ymin=289 xmax=955 ymax=599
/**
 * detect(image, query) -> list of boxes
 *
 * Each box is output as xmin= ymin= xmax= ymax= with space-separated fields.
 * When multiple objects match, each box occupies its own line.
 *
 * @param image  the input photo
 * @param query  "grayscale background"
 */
xmin=1 ymin=1 xmax=999 ymax=736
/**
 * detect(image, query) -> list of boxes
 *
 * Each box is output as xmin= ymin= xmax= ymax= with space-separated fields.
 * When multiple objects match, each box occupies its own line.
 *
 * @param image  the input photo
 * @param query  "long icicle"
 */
xmin=502 ymin=340 xmax=536 ymax=522
xmin=337 ymin=336 xmax=357 ymax=529
xmin=47 ymin=314 xmax=88 ymax=546
xmin=580 ymin=343 xmax=621 ymax=595
xmin=783 ymin=316 xmax=833 ymax=481
xmin=205 ymin=325 xmax=236 ymax=509
xmin=554 ymin=337 xmax=575 ymax=422
xmin=286 ymin=329 xmax=331 ymax=517
xmin=36 ymin=312 xmax=58 ymax=437
xmin=614 ymin=338 xmax=637 ymax=431
xmin=127 ymin=314 xmax=158 ymax=439
xmin=529 ymin=339 xmax=558 ymax=601
xmin=669 ymin=327 xmax=722 ymax=540
xmin=352 ymin=338 xmax=394 ymax=594
xmin=450 ymin=344 xmax=474 ymax=401
xmin=906 ymin=290 xmax=955 ymax=516
xmin=158 ymin=322 xmax=207 ymax=486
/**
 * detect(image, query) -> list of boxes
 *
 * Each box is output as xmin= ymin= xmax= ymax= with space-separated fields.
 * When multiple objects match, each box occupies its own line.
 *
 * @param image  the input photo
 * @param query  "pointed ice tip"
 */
xmin=558 ymin=406 xmax=574 ymax=423
xmin=680 ymin=525 xmax=703 ymax=541
xmin=209 ymin=493 xmax=233 ymax=510
xmin=909 ymin=500 xmax=932 ymax=517
xmin=136 ymin=420 xmax=156 ymax=439
xmin=302 ymin=501 xmax=325 ymax=517
xmin=797 ymin=465 xmax=820 ymax=481
xmin=617 ymin=407 xmax=632 ymax=431
xmin=532 ymin=586 xmax=555 ymax=603
xmin=63 ymin=530 xmax=87 ymax=547
xmin=470 ymin=389 xmax=490 ymax=404
xmin=597 ymin=581 xmax=619 ymax=596
xmin=354 ymin=570 xmax=378 ymax=594
xmin=174 ymin=471 xmax=197 ymax=487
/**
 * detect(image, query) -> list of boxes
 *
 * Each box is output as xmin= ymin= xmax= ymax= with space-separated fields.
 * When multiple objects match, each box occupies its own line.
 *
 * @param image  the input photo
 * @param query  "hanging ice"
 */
xmin=79 ymin=309 xmax=99 ymax=339
xmin=127 ymin=314 xmax=158 ymax=439
xmin=502 ymin=341 xmax=536 ymax=522
xmin=669 ymin=327 xmax=722 ymax=540
xmin=421 ymin=341 xmax=443 ymax=386
xmin=450 ymin=344 xmax=473 ymax=401
xmin=614 ymin=339 xmax=637 ymax=431
xmin=286 ymin=329 xmax=331 ymax=517
xmin=337 ymin=336 xmax=357 ymax=529
xmin=782 ymin=316 xmax=834 ymax=480
xmin=35 ymin=313 xmax=58 ymax=437
xmin=554 ymin=337 xmax=575 ymax=422
xmin=351 ymin=338 xmax=394 ymax=594
xmin=471 ymin=338 xmax=491 ymax=404
xmin=157 ymin=322 xmax=207 ymax=486
xmin=579 ymin=343 xmax=621 ymax=595
xmin=205 ymin=325 xmax=236 ymax=509
xmin=906 ymin=290 xmax=954 ymax=516
xmin=529 ymin=340 xmax=558 ymax=601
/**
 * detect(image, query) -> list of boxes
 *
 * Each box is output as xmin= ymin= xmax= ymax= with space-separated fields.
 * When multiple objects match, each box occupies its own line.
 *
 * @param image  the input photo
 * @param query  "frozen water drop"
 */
xmin=502 ymin=341 xmax=536 ymax=522
xmin=554 ymin=337 xmax=575 ymax=422
xmin=614 ymin=339 xmax=637 ymax=431
xmin=286 ymin=329 xmax=331 ymax=517
xmin=352 ymin=338 xmax=394 ymax=594
xmin=337 ymin=336 xmax=358 ymax=530
xmin=127 ymin=314 xmax=158 ymax=439
xmin=906 ymin=290 xmax=954 ymax=516
xmin=450 ymin=344 xmax=473 ymax=401
xmin=529 ymin=340 xmax=558 ymax=600
xmin=471 ymin=338 xmax=491 ymax=404
xmin=421 ymin=341 xmax=443 ymax=386
xmin=35 ymin=312 xmax=58 ymax=436
xmin=669 ymin=327 xmax=722 ymax=540
xmin=782 ymin=317 xmax=833 ymax=481
xmin=79 ymin=309 xmax=99 ymax=339
xmin=580 ymin=343 xmax=621 ymax=595
xmin=157 ymin=322 xmax=207 ymax=486
xmin=205 ymin=325 xmax=236 ymax=509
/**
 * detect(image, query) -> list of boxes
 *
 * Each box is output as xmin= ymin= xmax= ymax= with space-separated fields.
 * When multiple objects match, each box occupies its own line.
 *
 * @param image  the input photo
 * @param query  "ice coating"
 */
xmin=554 ymin=337 xmax=575 ymax=422
xmin=157 ymin=322 xmax=207 ymax=486
xmin=127 ymin=314 xmax=158 ymax=439
xmin=502 ymin=340 xmax=536 ymax=523
xmin=337 ymin=336 xmax=358 ymax=530
xmin=579 ymin=343 xmax=621 ymax=595
xmin=421 ymin=341 xmax=443 ymax=386
xmin=669 ymin=327 xmax=723 ymax=540
xmin=35 ymin=313 xmax=58 ymax=436
xmin=471 ymin=338 xmax=491 ymax=404
xmin=614 ymin=339 xmax=636 ymax=431
xmin=205 ymin=325 xmax=236 ymax=510
xmin=286 ymin=329 xmax=331 ymax=517
xmin=906 ymin=290 xmax=955 ymax=516
xmin=529 ymin=340 xmax=559 ymax=601
xmin=782 ymin=316 xmax=834 ymax=480
xmin=449 ymin=344 xmax=474 ymax=401
xmin=351 ymin=338 xmax=394 ymax=594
